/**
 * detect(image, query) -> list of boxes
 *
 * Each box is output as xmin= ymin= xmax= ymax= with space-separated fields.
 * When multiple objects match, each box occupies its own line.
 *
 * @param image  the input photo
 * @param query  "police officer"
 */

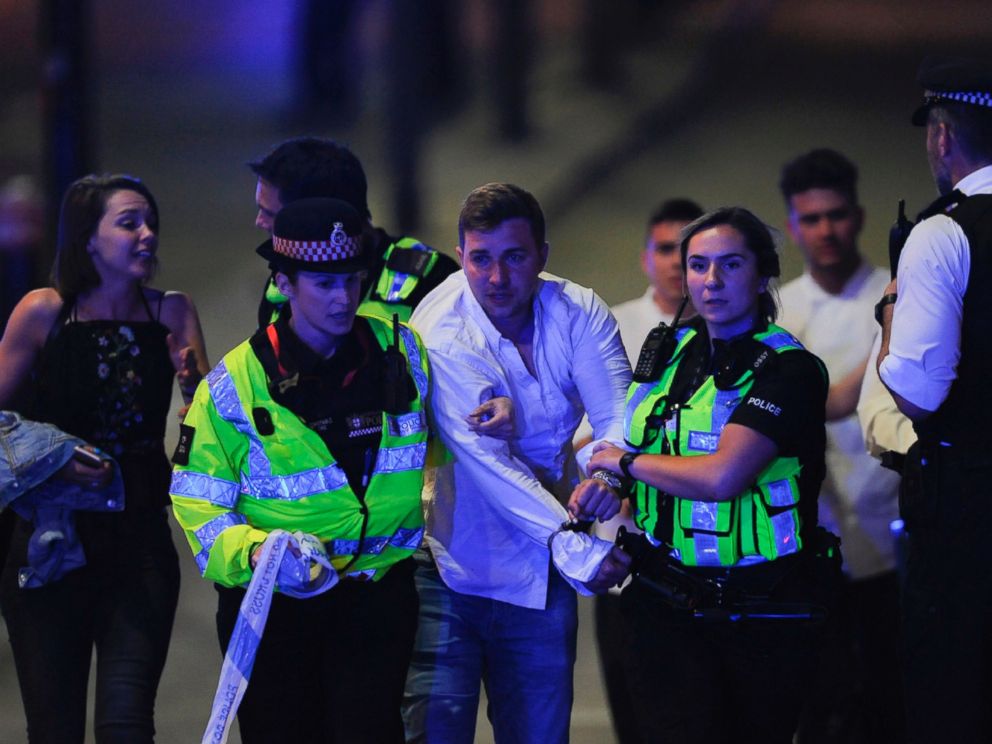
xmin=249 ymin=136 xmax=459 ymax=326
xmin=588 ymin=207 xmax=833 ymax=744
xmin=876 ymin=55 xmax=992 ymax=744
xmin=171 ymin=198 xmax=431 ymax=743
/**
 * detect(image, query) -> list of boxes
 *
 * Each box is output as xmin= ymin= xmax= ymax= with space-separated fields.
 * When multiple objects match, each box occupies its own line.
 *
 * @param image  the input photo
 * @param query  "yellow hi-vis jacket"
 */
xmin=170 ymin=314 xmax=430 ymax=587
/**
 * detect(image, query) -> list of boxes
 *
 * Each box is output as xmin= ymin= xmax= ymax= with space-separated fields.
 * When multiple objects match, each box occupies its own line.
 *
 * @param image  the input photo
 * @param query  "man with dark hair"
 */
xmin=404 ymin=182 xmax=632 ymax=743
xmin=249 ymin=136 xmax=458 ymax=325
xmin=777 ymin=148 xmax=904 ymax=743
xmin=876 ymin=56 xmax=992 ymax=744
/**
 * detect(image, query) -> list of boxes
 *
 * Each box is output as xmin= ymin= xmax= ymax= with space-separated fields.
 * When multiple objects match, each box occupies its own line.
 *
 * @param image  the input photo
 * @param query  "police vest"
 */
xmin=170 ymin=313 xmax=429 ymax=588
xmin=913 ymin=193 xmax=992 ymax=451
xmin=362 ymin=237 xmax=442 ymax=322
xmin=624 ymin=323 xmax=809 ymax=567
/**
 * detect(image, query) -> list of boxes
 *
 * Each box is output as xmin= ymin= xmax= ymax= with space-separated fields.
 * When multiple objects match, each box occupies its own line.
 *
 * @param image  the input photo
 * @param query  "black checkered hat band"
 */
xmin=924 ymin=90 xmax=992 ymax=109
xmin=273 ymin=235 xmax=362 ymax=262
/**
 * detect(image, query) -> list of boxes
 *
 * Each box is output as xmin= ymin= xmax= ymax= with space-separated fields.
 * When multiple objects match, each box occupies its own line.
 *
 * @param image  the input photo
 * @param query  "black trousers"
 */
xmin=594 ymin=593 xmax=645 ymax=744
xmin=0 ymin=510 xmax=180 ymax=744
xmin=797 ymin=570 xmax=905 ymax=744
xmin=900 ymin=442 xmax=992 ymax=744
xmin=215 ymin=556 xmax=418 ymax=744
xmin=620 ymin=562 xmax=824 ymax=744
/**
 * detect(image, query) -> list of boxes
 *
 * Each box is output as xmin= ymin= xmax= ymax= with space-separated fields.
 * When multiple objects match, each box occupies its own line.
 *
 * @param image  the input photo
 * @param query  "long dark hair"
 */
xmin=680 ymin=207 xmax=781 ymax=323
xmin=51 ymin=174 xmax=159 ymax=297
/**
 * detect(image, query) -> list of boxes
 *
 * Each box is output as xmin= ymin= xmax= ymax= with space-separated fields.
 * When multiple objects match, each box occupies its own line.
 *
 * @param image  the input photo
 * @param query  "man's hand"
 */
xmin=583 ymin=546 xmax=632 ymax=594
xmin=466 ymin=396 xmax=514 ymax=440
xmin=568 ymin=477 xmax=621 ymax=522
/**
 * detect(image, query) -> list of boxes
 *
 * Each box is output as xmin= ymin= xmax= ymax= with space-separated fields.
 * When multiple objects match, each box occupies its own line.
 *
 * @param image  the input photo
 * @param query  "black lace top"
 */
xmin=27 ymin=292 xmax=176 ymax=511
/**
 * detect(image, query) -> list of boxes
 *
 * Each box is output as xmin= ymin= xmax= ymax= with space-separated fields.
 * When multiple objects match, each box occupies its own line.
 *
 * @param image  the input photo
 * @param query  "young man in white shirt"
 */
xmin=777 ymin=148 xmax=903 ymax=743
xmin=404 ymin=182 xmax=631 ymax=743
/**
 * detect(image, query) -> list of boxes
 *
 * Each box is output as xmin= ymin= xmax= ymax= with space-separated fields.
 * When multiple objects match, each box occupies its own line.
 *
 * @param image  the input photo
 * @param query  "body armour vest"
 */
xmin=913 ymin=193 xmax=992 ymax=451
xmin=625 ymin=323 xmax=812 ymax=567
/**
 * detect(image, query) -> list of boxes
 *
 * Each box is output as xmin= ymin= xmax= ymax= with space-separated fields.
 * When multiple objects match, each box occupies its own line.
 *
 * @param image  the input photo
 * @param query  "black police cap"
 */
xmin=256 ymin=197 xmax=370 ymax=274
xmin=912 ymin=55 xmax=992 ymax=126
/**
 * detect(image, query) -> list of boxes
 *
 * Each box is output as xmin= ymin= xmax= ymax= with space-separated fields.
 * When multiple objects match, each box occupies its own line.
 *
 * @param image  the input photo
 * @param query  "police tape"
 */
xmin=200 ymin=529 xmax=338 ymax=744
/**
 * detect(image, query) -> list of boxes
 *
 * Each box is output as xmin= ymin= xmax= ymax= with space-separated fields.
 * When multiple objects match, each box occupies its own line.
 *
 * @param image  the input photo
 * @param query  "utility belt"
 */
xmin=617 ymin=525 xmax=840 ymax=622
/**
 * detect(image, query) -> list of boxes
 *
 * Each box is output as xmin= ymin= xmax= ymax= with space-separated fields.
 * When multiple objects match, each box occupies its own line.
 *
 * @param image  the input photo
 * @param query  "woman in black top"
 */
xmin=0 ymin=174 xmax=208 ymax=742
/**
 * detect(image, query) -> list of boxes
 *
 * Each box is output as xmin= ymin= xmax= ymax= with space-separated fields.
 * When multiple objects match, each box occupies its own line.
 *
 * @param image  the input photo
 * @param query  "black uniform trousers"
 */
xmin=620 ymin=559 xmax=825 ymax=744
xmin=901 ymin=442 xmax=992 ymax=744
xmin=215 ymin=556 xmax=418 ymax=744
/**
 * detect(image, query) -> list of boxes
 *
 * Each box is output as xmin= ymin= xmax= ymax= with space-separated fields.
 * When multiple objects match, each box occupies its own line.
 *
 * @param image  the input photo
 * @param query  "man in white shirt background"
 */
xmin=776 ymin=148 xmax=903 ymax=744
xmin=403 ymin=182 xmax=632 ymax=743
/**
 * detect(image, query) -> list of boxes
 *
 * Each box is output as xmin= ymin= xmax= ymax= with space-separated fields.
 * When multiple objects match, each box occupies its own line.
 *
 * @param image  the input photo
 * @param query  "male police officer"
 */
xmin=877 ymin=56 xmax=992 ymax=744
xmin=249 ymin=136 xmax=458 ymax=324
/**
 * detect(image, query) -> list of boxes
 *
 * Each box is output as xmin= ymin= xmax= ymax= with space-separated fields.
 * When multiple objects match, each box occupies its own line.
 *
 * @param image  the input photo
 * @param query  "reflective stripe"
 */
xmin=242 ymin=464 xmax=349 ymax=501
xmin=624 ymin=382 xmax=656 ymax=438
xmin=195 ymin=549 xmax=210 ymax=575
xmin=693 ymin=533 xmax=723 ymax=566
xmin=712 ymin=388 xmax=739 ymax=433
xmin=195 ymin=512 xmax=248 ymax=551
xmin=761 ymin=331 xmax=800 ymax=351
xmin=399 ymin=325 xmax=428 ymax=401
xmin=328 ymin=525 xmax=424 ymax=557
xmin=387 ymin=411 xmax=427 ymax=438
xmin=770 ymin=512 xmax=799 ymax=557
xmin=690 ymin=500 xmax=719 ymax=531
xmin=208 ymin=361 xmax=272 ymax=478
xmin=375 ymin=442 xmax=427 ymax=474
xmin=171 ymin=470 xmax=241 ymax=508
xmin=383 ymin=241 xmax=428 ymax=301
xmin=766 ymin=479 xmax=795 ymax=507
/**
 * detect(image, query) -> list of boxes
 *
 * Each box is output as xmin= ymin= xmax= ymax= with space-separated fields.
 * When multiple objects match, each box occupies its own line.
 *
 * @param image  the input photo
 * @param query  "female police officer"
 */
xmin=586 ymin=207 xmax=833 ymax=744
xmin=170 ymin=198 xmax=430 ymax=743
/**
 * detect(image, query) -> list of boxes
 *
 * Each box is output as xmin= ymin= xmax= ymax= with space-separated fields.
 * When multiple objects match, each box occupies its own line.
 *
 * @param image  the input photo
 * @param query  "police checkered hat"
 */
xmin=912 ymin=55 xmax=992 ymax=126
xmin=256 ymin=197 xmax=370 ymax=274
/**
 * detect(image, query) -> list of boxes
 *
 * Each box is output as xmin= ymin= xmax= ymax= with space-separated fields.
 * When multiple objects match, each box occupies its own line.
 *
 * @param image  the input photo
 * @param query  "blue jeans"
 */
xmin=403 ymin=552 xmax=577 ymax=744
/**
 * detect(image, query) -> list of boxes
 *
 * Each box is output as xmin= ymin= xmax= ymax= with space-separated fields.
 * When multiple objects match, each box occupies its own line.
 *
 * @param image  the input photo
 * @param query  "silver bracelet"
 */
xmin=590 ymin=469 xmax=623 ymax=491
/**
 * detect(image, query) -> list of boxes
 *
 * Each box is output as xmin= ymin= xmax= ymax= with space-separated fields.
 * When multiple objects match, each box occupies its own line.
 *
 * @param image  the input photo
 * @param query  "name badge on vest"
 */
xmin=346 ymin=411 xmax=383 ymax=439
xmin=687 ymin=430 xmax=719 ymax=453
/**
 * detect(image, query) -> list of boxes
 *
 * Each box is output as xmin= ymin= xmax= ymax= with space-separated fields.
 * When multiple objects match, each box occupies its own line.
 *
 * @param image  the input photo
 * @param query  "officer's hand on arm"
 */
xmin=582 ymin=546 xmax=632 ymax=594
xmin=465 ymin=396 xmax=514 ymax=440
xmin=588 ymin=443 xmax=625 ymax=476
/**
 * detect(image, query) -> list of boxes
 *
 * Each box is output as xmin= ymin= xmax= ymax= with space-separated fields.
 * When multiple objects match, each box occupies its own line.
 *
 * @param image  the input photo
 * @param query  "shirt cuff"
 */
xmin=549 ymin=530 xmax=613 ymax=596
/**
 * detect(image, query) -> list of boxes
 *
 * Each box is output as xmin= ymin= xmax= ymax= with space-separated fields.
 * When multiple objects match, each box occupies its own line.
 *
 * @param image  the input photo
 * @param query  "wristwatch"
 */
xmin=874 ymin=293 xmax=897 ymax=326
xmin=619 ymin=451 xmax=642 ymax=480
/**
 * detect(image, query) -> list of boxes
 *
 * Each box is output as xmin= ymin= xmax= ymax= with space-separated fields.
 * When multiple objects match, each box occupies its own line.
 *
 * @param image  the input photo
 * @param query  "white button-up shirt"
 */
xmin=411 ymin=271 xmax=631 ymax=609
xmin=880 ymin=164 xmax=992 ymax=411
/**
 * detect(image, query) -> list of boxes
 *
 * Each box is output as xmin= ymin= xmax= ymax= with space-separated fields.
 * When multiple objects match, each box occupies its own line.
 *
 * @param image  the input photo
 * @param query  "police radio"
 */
xmin=888 ymin=199 xmax=914 ymax=279
xmin=382 ymin=313 xmax=411 ymax=414
xmin=632 ymin=296 xmax=689 ymax=383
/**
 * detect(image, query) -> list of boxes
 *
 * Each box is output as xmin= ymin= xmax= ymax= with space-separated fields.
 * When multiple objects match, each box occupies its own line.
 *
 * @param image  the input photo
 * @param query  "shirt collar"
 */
xmin=954 ymin=163 xmax=992 ymax=196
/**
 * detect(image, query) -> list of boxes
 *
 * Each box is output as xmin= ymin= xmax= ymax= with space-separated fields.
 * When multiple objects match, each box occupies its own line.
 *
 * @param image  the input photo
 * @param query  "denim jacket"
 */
xmin=0 ymin=411 xmax=124 ymax=588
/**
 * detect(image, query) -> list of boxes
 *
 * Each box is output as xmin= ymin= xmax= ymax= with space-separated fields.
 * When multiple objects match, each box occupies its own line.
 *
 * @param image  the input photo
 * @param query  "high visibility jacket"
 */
xmin=362 ymin=237 xmax=442 ymax=322
xmin=625 ymin=323 xmax=815 ymax=567
xmin=170 ymin=314 xmax=430 ymax=588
